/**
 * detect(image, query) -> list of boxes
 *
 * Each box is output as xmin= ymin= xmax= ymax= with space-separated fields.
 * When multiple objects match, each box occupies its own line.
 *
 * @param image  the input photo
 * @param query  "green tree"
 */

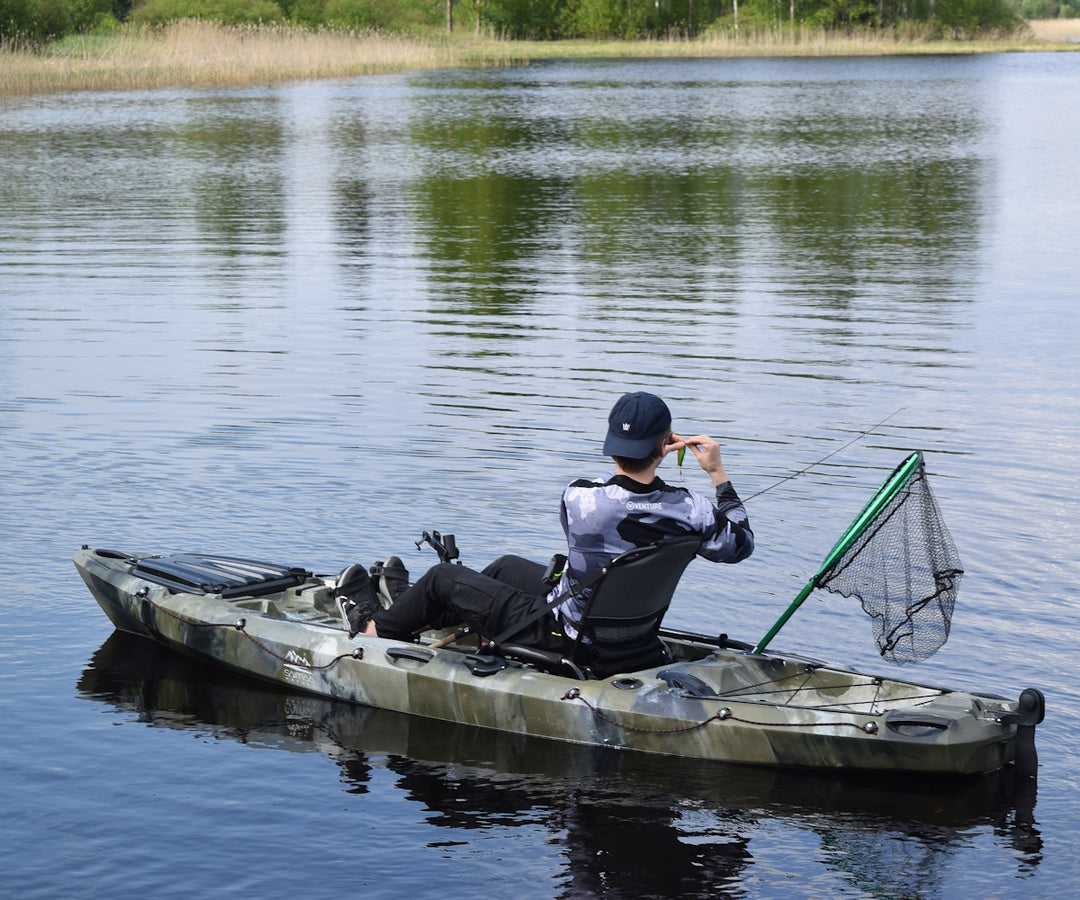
xmin=483 ymin=0 xmax=563 ymax=37
xmin=935 ymin=0 xmax=1021 ymax=34
xmin=561 ymin=0 xmax=651 ymax=36
xmin=130 ymin=0 xmax=286 ymax=25
xmin=2 ymin=0 xmax=114 ymax=40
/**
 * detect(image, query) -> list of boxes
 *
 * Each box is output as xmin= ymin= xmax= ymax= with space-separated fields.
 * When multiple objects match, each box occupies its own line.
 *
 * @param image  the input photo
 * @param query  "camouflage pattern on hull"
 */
xmin=73 ymin=547 xmax=1033 ymax=776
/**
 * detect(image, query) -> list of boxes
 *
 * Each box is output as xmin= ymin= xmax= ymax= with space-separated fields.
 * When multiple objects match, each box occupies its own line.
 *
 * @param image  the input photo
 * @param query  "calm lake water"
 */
xmin=2 ymin=52 xmax=1079 ymax=898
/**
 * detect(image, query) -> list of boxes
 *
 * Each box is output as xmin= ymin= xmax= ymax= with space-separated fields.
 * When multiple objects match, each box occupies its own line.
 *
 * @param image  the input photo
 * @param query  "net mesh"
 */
xmin=817 ymin=458 xmax=963 ymax=664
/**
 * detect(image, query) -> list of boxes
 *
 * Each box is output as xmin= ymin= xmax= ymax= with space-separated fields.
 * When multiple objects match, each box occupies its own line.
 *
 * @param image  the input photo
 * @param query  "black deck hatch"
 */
xmin=133 ymin=553 xmax=310 ymax=598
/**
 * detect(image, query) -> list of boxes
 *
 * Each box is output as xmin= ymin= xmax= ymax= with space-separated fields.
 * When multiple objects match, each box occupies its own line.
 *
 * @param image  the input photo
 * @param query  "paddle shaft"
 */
xmin=430 ymin=627 xmax=470 ymax=649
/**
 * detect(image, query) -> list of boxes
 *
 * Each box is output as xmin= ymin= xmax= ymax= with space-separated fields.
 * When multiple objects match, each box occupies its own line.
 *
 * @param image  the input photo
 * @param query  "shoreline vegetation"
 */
xmin=2 ymin=19 xmax=1078 ymax=98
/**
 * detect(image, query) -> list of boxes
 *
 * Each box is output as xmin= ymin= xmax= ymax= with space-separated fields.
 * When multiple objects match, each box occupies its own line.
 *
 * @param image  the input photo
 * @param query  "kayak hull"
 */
xmin=73 ymin=546 xmax=1036 ymax=776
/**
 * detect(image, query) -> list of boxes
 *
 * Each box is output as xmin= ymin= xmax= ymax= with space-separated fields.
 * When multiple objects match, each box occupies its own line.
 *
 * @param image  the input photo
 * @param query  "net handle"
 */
xmin=751 ymin=451 xmax=924 ymax=655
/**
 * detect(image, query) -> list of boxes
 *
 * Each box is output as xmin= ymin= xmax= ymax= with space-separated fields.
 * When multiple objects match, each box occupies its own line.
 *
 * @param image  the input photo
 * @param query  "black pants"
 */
xmin=370 ymin=555 xmax=567 ymax=653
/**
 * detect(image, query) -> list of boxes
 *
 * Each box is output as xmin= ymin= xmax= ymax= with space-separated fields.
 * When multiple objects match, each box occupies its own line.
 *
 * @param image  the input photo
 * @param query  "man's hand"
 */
xmin=669 ymin=433 xmax=730 ymax=486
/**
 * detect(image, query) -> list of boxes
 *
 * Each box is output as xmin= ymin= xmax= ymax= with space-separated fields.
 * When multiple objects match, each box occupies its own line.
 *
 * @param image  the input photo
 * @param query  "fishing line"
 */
xmin=742 ymin=408 xmax=905 ymax=502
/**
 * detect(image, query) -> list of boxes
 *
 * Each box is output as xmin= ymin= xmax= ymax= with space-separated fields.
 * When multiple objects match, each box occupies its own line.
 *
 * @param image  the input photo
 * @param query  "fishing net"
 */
xmin=816 ymin=454 xmax=963 ymax=664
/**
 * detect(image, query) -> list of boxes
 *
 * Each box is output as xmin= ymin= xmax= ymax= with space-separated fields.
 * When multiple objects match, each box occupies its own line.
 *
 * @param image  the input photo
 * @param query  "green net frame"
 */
xmin=753 ymin=452 xmax=963 ymax=664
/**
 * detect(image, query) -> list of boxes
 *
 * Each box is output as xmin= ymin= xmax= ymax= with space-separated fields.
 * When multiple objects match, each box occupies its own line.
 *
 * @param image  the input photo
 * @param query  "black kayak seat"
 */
xmin=497 ymin=534 xmax=704 ymax=680
xmin=133 ymin=553 xmax=309 ymax=599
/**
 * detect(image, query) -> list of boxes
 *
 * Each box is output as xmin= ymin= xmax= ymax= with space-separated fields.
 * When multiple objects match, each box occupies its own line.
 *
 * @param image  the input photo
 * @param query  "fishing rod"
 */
xmin=741 ymin=408 xmax=905 ymax=502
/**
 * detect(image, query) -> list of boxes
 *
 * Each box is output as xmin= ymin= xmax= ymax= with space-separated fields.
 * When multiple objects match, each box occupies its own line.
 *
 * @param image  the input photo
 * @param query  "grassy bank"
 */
xmin=0 ymin=23 xmax=502 ymax=96
xmin=2 ymin=20 xmax=1078 ymax=98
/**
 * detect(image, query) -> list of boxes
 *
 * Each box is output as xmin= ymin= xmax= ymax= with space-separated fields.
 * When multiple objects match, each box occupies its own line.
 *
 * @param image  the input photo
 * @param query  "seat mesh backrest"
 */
xmin=582 ymin=535 xmax=702 ymax=644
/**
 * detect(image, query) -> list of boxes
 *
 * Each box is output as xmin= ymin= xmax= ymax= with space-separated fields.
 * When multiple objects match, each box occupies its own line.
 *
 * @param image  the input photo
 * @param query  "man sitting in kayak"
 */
xmin=339 ymin=391 xmax=754 ymax=653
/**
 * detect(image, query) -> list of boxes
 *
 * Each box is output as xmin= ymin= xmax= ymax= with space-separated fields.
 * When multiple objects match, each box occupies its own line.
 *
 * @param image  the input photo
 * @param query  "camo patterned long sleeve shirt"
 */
xmin=550 ymin=474 xmax=754 ymax=637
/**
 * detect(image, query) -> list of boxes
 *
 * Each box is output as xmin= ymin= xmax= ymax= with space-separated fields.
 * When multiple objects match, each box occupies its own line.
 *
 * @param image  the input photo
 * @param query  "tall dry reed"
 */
xmin=1028 ymin=18 xmax=1080 ymax=42
xmin=0 ymin=21 xmax=519 ymax=97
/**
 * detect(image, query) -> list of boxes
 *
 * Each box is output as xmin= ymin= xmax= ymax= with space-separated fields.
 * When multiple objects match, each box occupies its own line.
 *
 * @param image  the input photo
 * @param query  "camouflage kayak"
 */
xmin=73 ymin=545 xmax=1043 ymax=776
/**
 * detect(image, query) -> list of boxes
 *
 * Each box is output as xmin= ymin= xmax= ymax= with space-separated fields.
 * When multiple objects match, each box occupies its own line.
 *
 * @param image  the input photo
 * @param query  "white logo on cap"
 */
xmin=622 ymin=423 xmax=631 ymax=431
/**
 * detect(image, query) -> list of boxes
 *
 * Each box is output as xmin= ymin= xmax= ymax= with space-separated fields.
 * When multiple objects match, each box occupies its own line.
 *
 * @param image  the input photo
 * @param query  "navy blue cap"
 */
xmin=603 ymin=392 xmax=672 ymax=458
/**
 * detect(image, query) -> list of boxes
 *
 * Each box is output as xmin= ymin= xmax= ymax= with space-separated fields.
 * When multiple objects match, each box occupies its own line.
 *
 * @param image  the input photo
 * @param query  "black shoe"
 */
xmin=370 ymin=556 xmax=410 ymax=603
xmin=335 ymin=564 xmax=378 ymax=637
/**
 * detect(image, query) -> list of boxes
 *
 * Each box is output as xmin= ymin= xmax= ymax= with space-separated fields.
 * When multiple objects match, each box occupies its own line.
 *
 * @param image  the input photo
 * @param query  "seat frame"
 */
xmin=493 ymin=534 xmax=703 ymax=680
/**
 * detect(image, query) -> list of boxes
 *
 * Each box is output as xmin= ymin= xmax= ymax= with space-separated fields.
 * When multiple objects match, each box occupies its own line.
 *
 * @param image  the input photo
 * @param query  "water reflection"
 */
xmin=379 ymin=59 xmax=989 ymax=328
xmin=410 ymin=174 xmax=565 ymax=315
xmin=78 ymin=632 xmax=1041 ymax=894
xmin=0 ymin=59 xmax=990 ymax=469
